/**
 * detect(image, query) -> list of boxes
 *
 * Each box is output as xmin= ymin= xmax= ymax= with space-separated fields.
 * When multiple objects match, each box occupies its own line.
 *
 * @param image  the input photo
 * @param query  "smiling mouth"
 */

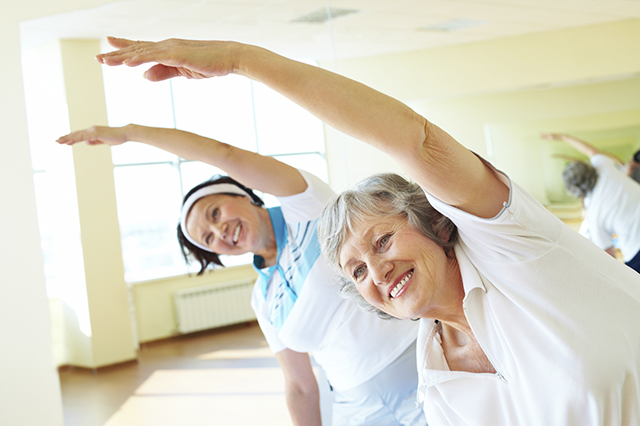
xmin=233 ymin=223 xmax=241 ymax=245
xmin=390 ymin=270 xmax=413 ymax=298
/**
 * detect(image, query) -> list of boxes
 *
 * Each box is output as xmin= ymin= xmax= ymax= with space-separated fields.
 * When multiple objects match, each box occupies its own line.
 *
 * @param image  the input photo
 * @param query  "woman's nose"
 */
xmin=209 ymin=222 xmax=228 ymax=240
xmin=370 ymin=258 xmax=392 ymax=286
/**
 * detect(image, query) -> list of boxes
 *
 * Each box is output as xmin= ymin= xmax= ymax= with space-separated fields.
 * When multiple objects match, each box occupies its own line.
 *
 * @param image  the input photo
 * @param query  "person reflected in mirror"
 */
xmin=625 ymin=149 xmax=640 ymax=184
xmin=542 ymin=133 xmax=640 ymax=273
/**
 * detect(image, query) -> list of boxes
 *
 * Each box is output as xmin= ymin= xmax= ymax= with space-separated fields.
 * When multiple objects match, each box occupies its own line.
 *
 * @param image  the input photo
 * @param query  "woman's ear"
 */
xmin=438 ymin=227 xmax=451 ymax=243
xmin=432 ymin=218 xmax=451 ymax=243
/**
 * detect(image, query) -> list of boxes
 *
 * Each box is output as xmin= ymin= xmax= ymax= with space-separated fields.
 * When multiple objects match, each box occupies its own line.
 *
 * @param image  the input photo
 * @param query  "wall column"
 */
xmin=60 ymin=38 xmax=136 ymax=368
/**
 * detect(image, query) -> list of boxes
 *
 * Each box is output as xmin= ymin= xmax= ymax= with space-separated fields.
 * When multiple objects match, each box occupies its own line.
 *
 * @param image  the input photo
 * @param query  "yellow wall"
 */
xmin=133 ymin=265 xmax=257 ymax=342
xmin=61 ymin=39 xmax=138 ymax=368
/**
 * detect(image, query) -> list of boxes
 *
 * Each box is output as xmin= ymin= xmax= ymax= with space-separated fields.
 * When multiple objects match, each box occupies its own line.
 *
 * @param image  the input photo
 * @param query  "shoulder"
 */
xmin=590 ymin=154 xmax=615 ymax=170
xmin=278 ymin=170 xmax=335 ymax=222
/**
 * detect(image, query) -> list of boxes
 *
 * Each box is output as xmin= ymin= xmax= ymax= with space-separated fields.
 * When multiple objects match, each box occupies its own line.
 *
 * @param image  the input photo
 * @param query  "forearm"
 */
xmin=275 ymin=349 xmax=324 ymax=426
xmin=557 ymin=134 xmax=601 ymax=158
xmin=284 ymin=385 xmax=322 ymax=426
xmin=124 ymin=124 xmax=228 ymax=161
xmin=233 ymin=44 xmax=427 ymax=160
xmin=124 ymin=124 xmax=305 ymax=195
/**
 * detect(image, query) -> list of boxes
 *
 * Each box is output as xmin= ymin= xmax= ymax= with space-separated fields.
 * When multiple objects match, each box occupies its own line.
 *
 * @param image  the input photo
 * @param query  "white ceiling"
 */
xmin=20 ymin=0 xmax=640 ymax=60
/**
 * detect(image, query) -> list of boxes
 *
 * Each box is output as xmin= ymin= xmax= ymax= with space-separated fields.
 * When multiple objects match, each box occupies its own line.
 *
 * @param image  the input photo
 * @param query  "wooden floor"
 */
xmin=59 ymin=321 xmax=294 ymax=426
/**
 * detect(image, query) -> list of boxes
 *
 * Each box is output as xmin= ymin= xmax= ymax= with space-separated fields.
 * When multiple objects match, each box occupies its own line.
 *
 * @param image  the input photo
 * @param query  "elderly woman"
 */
xmin=542 ymin=133 xmax=640 ymax=273
xmin=56 ymin=124 xmax=426 ymax=426
xmin=95 ymin=36 xmax=640 ymax=426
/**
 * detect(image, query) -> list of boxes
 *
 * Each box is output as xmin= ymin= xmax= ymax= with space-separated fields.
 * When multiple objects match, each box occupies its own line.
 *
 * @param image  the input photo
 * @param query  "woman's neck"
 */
xmin=253 ymin=208 xmax=278 ymax=268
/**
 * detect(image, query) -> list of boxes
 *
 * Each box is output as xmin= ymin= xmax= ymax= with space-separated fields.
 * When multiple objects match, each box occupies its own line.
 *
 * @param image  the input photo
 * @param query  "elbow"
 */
xmin=284 ymin=377 xmax=319 ymax=401
xmin=286 ymin=382 xmax=319 ymax=399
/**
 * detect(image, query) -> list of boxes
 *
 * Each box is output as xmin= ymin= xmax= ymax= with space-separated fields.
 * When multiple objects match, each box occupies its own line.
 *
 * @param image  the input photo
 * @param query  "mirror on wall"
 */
xmin=487 ymin=109 xmax=640 ymax=220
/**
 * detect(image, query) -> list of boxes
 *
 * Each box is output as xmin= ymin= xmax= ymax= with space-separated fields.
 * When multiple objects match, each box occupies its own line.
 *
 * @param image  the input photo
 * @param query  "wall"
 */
xmin=133 ymin=265 xmax=257 ymax=342
xmin=1 ymin=1 xmax=114 ymax=425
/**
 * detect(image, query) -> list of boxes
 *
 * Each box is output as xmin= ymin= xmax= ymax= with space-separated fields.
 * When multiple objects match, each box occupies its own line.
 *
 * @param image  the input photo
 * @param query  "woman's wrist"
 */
xmin=123 ymin=123 xmax=139 ymax=142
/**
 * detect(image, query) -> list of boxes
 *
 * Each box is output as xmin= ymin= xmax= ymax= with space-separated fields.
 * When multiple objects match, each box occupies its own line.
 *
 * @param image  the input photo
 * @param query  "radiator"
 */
xmin=173 ymin=278 xmax=256 ymax=334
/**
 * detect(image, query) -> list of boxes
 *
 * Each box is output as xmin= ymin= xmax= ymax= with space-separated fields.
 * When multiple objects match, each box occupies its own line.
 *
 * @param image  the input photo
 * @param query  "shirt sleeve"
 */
xmin=424 ymin=169 xmax=564 ymax=264
xmin=590 ymin=153 xmax=616 ymax=171
xmin=276 ymin=170 xmax=335 ymax=223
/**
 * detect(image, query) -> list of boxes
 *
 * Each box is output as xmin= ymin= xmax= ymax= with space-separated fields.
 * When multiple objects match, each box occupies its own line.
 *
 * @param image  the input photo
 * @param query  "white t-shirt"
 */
xmin=251 ymin=170 xmax=418 ymax=391
xmin=585 ymin=154 xmax=640 ymax=261
xmin=417 ymin=171 xmax=640 ymax=426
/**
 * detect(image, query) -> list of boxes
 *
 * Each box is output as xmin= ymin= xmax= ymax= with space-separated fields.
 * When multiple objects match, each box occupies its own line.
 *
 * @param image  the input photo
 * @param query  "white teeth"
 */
xmin=233 ymin=223 xmax=241 ymax=244
xmin=390 ymin=271 xmax=413 ymax=298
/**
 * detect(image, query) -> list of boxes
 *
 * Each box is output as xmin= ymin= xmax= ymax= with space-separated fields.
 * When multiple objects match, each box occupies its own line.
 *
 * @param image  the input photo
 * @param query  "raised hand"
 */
xmin=540 ymin=133 xmax=566 ymax=141
xmin=541 ymin=132 xmax=602 ymax=159
xmin=56 ymin=125 xmax=130 ymax=146
xmin=96 ymin=37 xmax=242 ymax=82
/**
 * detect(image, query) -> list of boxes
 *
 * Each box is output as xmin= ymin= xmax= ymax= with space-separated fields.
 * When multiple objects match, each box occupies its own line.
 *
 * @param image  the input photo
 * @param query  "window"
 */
xmin=102 ymin=58 xmax=327 ymax=282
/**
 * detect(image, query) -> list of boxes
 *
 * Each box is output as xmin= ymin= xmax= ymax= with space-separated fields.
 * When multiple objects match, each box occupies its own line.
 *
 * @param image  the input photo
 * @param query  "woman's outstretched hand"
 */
xmin=56 ymin=125 xmax=130 ymax=146
xmin=96 ymin=37 xmax=242 ymax=82
xmin=540 ymin=133 xmax=566 ymax=141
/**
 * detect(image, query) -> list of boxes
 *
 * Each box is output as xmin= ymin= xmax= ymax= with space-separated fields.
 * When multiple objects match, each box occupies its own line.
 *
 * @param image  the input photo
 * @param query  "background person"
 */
xmin=626 ymin=149 xmax=640 ymax=183
xmin=91 ymin=36 xmax=640 ymax=426
xmin=56 ymin=124 xmax=427 ymax=426
xmin=542 ymin=132 xmax=640 ymax=272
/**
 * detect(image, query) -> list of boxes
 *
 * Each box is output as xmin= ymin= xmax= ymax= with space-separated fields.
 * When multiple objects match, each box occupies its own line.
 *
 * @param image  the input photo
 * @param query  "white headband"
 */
xmin=180 ymin=183 xmax=253 ymax=252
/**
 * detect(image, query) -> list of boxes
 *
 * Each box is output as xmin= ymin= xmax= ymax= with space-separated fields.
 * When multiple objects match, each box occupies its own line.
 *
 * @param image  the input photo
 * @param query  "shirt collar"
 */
xmin=454 ymin=244 xmax=487 ymax=297
xmin=253 ymin=207 xmax=287 ymax=299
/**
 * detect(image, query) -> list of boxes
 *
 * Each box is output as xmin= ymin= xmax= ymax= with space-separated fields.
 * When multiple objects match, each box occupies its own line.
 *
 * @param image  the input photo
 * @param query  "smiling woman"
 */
xmin=177 ymin=178 xmax=274 ymax=269
xmin=320 ymin=173 xmax=458 ymax=320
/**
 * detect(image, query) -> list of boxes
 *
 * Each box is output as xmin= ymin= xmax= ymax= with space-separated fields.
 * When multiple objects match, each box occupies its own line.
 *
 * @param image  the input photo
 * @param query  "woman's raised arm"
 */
xmin=97 ymin=37 xmax=508 ymax=217
xmin=56 ymin=124 xmax=307 ymax=197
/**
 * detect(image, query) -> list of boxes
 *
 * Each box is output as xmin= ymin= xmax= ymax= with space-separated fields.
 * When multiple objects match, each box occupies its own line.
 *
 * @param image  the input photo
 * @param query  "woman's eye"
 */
xmin=353 ymin=265 xmax=366 ymax=280
xmin=212 ymin=208 xmax=219 ymax=221
xmin=379 ymin=234 xmax=391 ymax=247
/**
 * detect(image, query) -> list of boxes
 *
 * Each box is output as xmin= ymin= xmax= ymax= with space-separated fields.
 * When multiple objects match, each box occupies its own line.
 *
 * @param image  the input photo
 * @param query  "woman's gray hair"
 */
xmin=317 ymin=173 xmax=458 ymax=320
xmin=562 ymin=161 xmax=598 ymax=198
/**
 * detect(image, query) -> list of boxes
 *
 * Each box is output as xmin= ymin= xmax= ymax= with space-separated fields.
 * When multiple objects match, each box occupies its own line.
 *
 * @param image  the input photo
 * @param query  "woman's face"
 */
xmin=185 ymin=194 xmax=270 ymax=256
xmin=338 ymin=214 xmax=456 ymax=320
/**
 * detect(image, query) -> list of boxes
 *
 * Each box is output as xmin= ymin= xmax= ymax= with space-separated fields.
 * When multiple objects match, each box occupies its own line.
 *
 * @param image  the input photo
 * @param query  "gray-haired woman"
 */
xmin=95 ymin=36 xmax=640 ymax=426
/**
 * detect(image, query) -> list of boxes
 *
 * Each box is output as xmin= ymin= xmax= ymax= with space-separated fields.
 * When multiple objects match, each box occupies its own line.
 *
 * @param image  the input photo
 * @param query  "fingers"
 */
xmin=540 ymin=133 xmax=561 ymax=141
xmin=106 ymin=36 xmax=137 ymax=49
xmin=56 ymin=130 xmax=89 ymax=146
xmin=142 ymin=64 xmax=209 ymax=81
xmin=96 ymin=38 xmax=157 ymax=67
xmin=55 ymin=126 xmax=120 ymax=146
xmin=143 ymin=64 xmax=183 ymax=82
